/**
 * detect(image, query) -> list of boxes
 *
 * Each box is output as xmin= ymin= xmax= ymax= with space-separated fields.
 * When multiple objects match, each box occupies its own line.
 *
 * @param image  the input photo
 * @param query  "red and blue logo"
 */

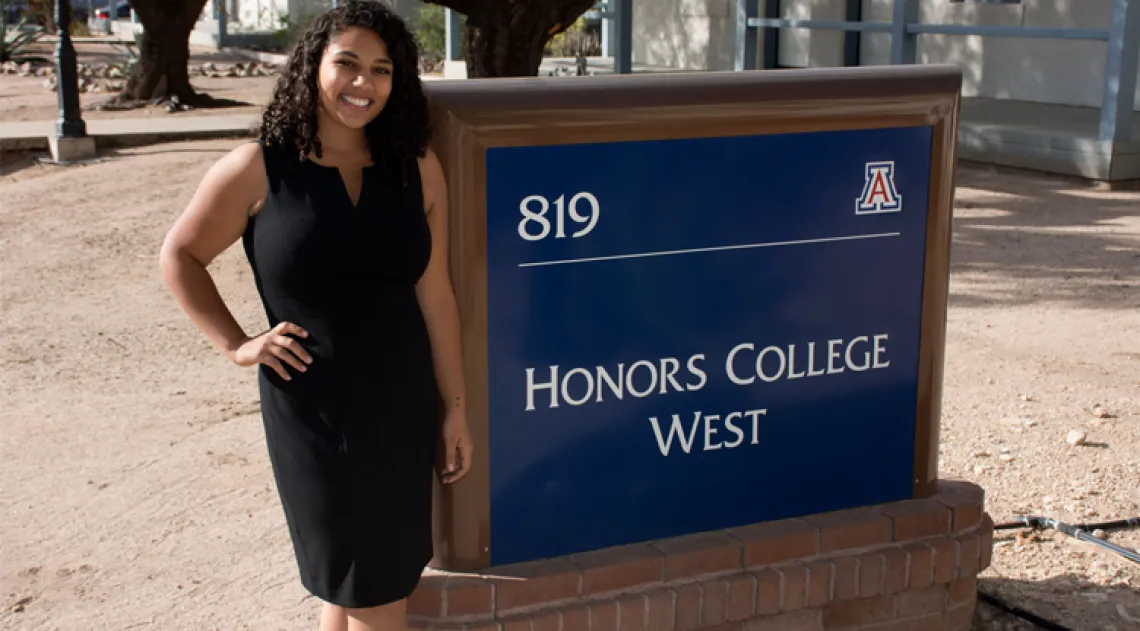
xmin=856 ymin=161 xmax=903 ymax=215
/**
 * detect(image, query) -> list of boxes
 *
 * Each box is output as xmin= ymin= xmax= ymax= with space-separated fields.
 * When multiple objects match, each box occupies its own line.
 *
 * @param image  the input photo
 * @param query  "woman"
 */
xmin=158 ymin=3 xmax=473 ymax=630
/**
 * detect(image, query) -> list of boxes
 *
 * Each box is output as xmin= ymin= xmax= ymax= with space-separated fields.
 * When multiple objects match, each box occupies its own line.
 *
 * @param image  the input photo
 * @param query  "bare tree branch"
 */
xmin=184 ymin=0 xmax=209 ymax=26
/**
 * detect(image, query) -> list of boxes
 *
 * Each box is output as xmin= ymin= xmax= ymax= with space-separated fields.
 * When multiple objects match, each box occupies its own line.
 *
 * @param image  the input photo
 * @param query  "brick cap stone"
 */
xmin=409 ymin=479 xmax=991 ymax=631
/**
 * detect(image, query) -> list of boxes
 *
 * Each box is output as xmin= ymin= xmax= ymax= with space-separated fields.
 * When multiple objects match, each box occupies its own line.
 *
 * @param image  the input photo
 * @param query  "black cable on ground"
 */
xmin=975 ymin=514 xmax=1140 ymax=629
xmin=1048 ymin=518 xmax=1140 ymax=564
xmin=976 ymin=589 xmax=1075 ymax=631
xmin=991 ymin=514 xmax=1140 ymax=565
xmin=994 ymin=515 xmax=1140 ymax=532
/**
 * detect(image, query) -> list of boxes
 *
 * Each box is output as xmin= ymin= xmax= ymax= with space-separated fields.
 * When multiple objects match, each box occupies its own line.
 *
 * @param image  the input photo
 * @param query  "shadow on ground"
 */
xmin=967 ymin=520 xmax=1140 ymax=631
xmin=949 ymin=165 xmax=1139 ymax=312
xmin=971 ymin=572 xmax=1140 ymax=631
xmin=0 ymin=143 xmax=234 ymax=180
xmin=0 ymin=149 xmax=50 ymax=178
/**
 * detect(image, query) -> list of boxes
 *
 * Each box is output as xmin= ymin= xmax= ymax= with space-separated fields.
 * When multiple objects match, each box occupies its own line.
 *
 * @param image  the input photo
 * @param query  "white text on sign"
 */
xmin=648 ymin=409 xmax=768 ymax=456
xmin=518 ymin=192 xmax=600 ymax=241
xmin=522 ymin=333 xmax=893 ymax=456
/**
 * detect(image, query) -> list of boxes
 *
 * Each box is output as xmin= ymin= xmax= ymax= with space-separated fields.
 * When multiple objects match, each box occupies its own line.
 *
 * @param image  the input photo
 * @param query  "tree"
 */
xmin=423 ymin=0 xmax=598 ymax=77
xmin=115 ymin=0 xmax=237 ymax=107
xmin=114 ymin=0 xmax=591 ymax=107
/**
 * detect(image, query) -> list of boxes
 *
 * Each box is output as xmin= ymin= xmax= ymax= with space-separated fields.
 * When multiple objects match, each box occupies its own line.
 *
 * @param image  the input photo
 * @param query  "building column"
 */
xmin=890 ymin=0 xmax=917 ymax=65
xmin=734 ymin=0 xmax=759 ymax=70
xmin=1099 ymin=0 xmax=1139 ymax=142
xmin=445 ymin=8 xmax=462 ymax=61
xmin=613 ymin=0 xmax=632 ymax=73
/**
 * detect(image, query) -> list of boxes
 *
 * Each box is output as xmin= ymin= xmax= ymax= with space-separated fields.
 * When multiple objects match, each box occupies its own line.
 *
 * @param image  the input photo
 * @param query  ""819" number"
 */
xmin=517 ymin=192 xmax=600 ymax=242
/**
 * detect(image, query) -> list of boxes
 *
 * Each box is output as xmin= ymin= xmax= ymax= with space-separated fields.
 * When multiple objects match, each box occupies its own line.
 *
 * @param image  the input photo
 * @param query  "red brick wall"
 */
xmin=409 ymin=480 xmax=992 ymax=631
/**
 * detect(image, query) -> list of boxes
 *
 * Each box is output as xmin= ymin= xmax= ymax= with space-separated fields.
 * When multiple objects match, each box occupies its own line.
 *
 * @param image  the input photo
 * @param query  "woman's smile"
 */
xmin=339 ymin=94 xmax=374 ymax=111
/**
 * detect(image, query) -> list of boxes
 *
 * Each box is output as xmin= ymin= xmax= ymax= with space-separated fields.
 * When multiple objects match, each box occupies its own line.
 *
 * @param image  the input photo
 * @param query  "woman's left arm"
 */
xmin=416 ymin=148 xmax=473 ymax=485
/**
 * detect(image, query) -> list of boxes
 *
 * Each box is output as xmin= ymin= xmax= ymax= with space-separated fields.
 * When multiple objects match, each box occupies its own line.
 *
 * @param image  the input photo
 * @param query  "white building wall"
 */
xmin=632 ymin=0 xmax=1139 ymax=110
xmin=236 ymin=0 xmax=289 ymax=31
xmin=860 ymin=0 xmax=1138 ymax=110
xmin=219 ymin=0 xmax=418 ymax=32
xmin=633 ymin=0 xmax=740 ymax=71
xmin=775 ymin=0 xmax=846 ymax=68
xmin=202 ymin=0 xmax=288 ymax=31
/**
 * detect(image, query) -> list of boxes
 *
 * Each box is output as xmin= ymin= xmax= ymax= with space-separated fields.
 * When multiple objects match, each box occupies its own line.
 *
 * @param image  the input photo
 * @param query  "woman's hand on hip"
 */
xmin=228 ymin=321 xmax=312 ymax=380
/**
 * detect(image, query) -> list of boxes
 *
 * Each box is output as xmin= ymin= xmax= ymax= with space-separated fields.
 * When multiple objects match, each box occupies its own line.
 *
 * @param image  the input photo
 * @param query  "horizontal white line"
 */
xmin=516 ymin=232 xmax=902 ymax=268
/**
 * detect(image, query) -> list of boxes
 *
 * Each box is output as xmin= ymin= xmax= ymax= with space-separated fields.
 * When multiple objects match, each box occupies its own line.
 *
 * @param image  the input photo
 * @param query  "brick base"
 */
xmin=409 ymin=480 xmax=993 ymax=631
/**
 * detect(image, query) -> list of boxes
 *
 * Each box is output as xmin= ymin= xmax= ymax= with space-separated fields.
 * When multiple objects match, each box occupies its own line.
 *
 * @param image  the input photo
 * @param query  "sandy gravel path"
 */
xmin=0 ymin=141 xmax=1137 ymax=631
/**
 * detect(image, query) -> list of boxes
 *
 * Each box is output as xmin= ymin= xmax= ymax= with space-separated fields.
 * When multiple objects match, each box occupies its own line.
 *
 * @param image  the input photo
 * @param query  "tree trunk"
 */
xmin=121 ymin=19 xmax=194 ymax=103
xmin=117 ymin=0 xmax=224 ymax=106
xmin=30 ymin=0 xmax=57 ymax=33
xmin=435 ymin=0 xmax=597 ymax=77
xmin=462 ymin=13 xmax=547 ymax=77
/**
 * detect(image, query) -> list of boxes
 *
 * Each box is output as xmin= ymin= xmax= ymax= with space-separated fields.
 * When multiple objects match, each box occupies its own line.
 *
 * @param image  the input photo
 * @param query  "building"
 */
xmin=207 ymin=0 xmax=420 ymax=32
xmin=629 ymin=0 xmax=1138 ymax=184
xmin=635 ymin=0 xmax=1135 ymax=112
xmin=110 ymin=0 xmax=422 ymax=50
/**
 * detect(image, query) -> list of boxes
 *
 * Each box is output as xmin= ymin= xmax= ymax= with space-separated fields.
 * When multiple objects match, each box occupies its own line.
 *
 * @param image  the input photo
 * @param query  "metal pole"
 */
xmin=843 ymin=0 xmax=862 ymax=66
xmin=734 ymin=0 xmax=759 ymax=70
xmin=1099 ymin=0 xmax=1140 ymax=142
xmin=761 ymin=0 xmax=779 ymax=70
xmin=216 ymin=0 xmax=227 ymax=47
xmin=53 ymin=0 xmax=87 ymax=139
xmin=890 ymin=0 xmax=917 ymax=64
xmin=445 ymin=9 xmax=462 ymax=60
xmin=613 ymin=0 xmax=632 ymax=73
xmin=601 ymin=2 xmax=612 ymax=59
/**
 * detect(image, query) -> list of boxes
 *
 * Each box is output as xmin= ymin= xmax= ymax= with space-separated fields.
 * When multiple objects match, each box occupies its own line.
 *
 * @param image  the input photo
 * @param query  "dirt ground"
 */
xmin=943 ymin=168 xmax=1140 ymax=631
xmin=0 ymin=134 xmax=1138 ymax=631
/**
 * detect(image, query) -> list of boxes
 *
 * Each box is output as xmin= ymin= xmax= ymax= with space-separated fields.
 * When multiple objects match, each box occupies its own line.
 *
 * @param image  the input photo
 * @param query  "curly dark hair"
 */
xmin=258 ymin=0 xmax=430 ymax=183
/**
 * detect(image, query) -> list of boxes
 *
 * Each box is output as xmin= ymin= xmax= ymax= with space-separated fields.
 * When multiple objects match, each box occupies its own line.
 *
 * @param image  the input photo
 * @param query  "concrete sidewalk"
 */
xmin=0 ymin=114 xmax=259 ymax=151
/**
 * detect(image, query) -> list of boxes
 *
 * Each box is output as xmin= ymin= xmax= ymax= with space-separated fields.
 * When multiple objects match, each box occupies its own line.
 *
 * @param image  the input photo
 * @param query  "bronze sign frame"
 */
xmin=424 ymin=65 xmax=961 ymax=572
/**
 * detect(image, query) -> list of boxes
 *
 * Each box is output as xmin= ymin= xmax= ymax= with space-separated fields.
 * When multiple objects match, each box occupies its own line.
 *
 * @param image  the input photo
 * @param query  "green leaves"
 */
xmin=1 ymin=16 xmax=49 ymax=65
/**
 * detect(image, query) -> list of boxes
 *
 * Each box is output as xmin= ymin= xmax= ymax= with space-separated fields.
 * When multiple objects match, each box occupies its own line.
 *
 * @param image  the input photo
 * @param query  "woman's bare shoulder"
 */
xmin=218 ymin=141 xmax=268 ymax=185
xmin=161 ymin=141 xmax=270 ymax=267
xmin=198 ymin=140 xmax=269 ymax=214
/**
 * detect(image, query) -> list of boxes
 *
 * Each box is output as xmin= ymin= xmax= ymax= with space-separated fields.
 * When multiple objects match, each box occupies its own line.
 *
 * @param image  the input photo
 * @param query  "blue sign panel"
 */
xmin=484 ymin=126 xmax=933 ymax=566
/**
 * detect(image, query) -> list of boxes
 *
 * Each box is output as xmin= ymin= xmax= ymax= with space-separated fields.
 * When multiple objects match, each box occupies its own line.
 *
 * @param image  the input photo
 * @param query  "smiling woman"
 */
xmin=156 ymin=2 xmax=472 ymax=631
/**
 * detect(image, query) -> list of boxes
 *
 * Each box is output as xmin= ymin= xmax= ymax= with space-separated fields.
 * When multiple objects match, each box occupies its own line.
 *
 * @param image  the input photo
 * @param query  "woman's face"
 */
xmin=316 ymin=26 xmax=394 ymax=130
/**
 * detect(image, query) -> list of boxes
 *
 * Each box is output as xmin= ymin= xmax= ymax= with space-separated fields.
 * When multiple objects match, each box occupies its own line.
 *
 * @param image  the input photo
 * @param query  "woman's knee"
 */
xmin=344 ymin=598 xmax=407 ymax=627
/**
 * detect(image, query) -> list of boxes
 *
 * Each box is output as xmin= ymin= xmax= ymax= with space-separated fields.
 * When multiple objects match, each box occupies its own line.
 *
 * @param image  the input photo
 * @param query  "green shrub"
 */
xmin=546 ymin=17 xmax=600 ymax=58
xmin=1 ymin=16 xmax=49 ymax=64
xmin=413 ymin=3 xmax=447 ymax=61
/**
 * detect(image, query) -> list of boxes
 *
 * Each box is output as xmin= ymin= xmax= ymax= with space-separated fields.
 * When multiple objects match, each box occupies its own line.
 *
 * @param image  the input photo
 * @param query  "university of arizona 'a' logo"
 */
xmin=855 ymin=161 xmax=902 ymax=215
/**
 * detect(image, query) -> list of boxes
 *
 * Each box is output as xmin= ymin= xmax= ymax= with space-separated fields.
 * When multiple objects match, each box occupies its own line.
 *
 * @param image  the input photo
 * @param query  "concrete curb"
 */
xmin=226 ymin=47 xmax=290 ymax=66
xmin=1 ymin=116 xmax=260 ymax=152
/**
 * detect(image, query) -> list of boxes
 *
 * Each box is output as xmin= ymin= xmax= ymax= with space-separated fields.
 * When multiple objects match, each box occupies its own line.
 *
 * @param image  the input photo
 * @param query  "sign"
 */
xmin=484 ymin=125 xmax=934 ymax=566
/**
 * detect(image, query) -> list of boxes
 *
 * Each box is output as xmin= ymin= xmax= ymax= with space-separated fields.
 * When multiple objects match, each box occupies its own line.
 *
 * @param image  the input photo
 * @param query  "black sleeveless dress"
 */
xmin=241 ymin=139 xmax=440 ymax=608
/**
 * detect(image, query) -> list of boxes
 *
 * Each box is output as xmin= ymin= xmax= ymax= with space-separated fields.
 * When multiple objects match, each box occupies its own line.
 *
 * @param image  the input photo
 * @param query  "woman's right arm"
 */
xmin=159 ymin=142 xmax=311 ymax=379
